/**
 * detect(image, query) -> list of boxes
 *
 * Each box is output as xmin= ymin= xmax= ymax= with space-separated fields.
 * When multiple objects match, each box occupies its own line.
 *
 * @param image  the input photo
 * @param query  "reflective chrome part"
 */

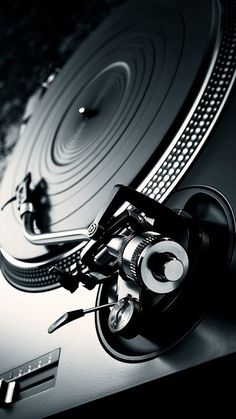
xmin=107 ymin=237 xmax=124 ymax=258
xmin=20 ymin=202 xmax=35 ymax=217
xmin=163 ymin=256 xmax=184 ymax=282
xmin=4 ymin=381 xmax=17 ymax=405
xmin=122 ymin=233 xmax=159 ymax=280
xmin=107 ymin=231 xmax=189 ymax=294
xmin=22 ymin=212 xmax=89 ymax=245
xmin=137 ymin=238 xmax=189 ymax=294
xmin=108 ymin=297 xmax=141 ymax=336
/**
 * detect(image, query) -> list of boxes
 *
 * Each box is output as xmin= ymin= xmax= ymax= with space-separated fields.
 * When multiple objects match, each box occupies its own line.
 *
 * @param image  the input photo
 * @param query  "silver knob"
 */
xmin=148 ymin=252 xmax=184 ymax=283
xmin=108 ymin=231 xmax=189 ymax=294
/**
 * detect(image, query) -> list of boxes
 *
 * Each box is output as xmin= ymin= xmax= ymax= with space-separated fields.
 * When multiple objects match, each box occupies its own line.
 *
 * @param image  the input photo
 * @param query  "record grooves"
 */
xmin=0 ymin=0 xmax=235 ymax=291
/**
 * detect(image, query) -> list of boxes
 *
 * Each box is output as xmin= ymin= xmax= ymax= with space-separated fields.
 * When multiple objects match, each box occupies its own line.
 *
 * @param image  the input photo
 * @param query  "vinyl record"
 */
xmin=0 ymin=0 xmax=233 ymax=291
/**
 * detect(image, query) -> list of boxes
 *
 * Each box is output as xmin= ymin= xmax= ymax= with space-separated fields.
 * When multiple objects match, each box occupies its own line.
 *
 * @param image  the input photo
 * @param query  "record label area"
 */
xmin=1 ymin=0 xmax=236 ymax=417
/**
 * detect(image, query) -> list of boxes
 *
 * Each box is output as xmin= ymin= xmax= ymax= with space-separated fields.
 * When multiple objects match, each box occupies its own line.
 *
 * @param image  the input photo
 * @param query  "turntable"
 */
xmin=0 ymin=0 xmax=236 ymax=416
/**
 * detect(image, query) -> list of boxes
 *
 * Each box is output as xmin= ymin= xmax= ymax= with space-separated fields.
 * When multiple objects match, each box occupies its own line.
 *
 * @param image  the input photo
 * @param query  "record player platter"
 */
xmin=0 ymin=0 xmax=221 ymax=260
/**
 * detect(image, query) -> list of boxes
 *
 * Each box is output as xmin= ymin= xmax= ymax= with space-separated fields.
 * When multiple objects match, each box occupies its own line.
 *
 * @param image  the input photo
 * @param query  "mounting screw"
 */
xmin=88 ymin=222 xmax=97 ymax=236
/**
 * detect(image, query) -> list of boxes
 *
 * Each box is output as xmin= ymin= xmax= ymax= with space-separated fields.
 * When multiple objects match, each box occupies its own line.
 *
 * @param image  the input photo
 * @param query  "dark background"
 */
xmin=0 ymin=0 xmax=125 ymax=182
